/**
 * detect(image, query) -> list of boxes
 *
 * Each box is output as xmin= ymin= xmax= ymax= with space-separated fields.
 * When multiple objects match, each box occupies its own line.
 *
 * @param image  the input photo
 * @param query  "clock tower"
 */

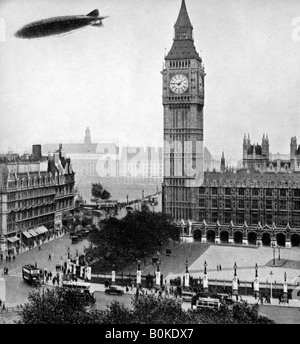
xmin=162 ymin=0 xmax=205 ymax=221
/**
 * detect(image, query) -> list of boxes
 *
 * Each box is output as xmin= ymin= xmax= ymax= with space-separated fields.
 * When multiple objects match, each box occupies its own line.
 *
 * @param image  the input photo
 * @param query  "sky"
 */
xmin=1 ymin=0 xmax=300 ymax=162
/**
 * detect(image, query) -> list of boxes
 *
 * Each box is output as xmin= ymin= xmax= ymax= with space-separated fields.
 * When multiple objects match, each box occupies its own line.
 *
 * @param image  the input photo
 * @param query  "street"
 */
xmin=1 ymin=234 xmax=88 ymax=306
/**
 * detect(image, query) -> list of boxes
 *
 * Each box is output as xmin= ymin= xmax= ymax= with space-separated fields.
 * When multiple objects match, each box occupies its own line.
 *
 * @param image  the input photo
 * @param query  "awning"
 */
xmin=37 ymin=226 xmax=48 ymax=234
xmin=7 ymin=236 xmax=20 ymax=243
xmin=22 ymin=231 xmax=32 ymax=239
xmin=28 ymin=229 xmax=38 ymax=237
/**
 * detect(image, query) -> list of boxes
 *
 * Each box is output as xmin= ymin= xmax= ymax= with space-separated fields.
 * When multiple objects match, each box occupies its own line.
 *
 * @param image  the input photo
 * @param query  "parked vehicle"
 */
xmin=104 ymin=285 xmax=124 ymax=295
xmin=196 ymin=297 xmax=221 ymax=311
xmin=182 ymin=291 xmax=196 ymax=302
xmin=71 ymin=235 xmax=79 ymax=244
xmin=22 ymin=264 xmax=41 ymax=286
xmin=62 ymin=281 xmax=96 ymax=303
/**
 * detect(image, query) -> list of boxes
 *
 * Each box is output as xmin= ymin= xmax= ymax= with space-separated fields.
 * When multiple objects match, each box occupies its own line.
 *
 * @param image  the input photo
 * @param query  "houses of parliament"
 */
xmin=162 ymin=0 xmax=300 ymax=249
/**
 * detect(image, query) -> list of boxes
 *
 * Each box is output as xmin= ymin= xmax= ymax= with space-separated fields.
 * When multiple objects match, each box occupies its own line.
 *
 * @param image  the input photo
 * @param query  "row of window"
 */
xmin=168 ymin=60 xmax=191 ymax=69
xmin=198 ymin=210 xmax=300 ymax=227
xmin=199 ymin=198 xmax=300 ymax=210
xmin=7 ymin=196 xmax=55 ymax=211
xmin=200 ymin=188 xmax=300 ymax=197
xmin=7 ymin=215 xmax=54 ymax=233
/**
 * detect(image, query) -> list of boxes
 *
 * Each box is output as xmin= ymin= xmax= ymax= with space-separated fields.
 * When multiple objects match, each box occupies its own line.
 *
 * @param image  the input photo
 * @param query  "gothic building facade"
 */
xmin=242 ymin=134 xmax=300 ymax=172
xmin=162 ymin=1 xmax=300 ymax=248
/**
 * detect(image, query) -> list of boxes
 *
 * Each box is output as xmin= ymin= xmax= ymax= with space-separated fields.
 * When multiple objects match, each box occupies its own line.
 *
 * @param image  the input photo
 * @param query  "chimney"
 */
xmin=32 ymin=144 xmax=42 ymax=161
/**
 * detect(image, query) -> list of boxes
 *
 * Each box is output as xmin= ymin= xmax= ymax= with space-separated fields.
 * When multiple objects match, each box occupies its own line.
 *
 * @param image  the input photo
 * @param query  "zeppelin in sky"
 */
xmin=15 ymin=9 xmax=109 ymax=39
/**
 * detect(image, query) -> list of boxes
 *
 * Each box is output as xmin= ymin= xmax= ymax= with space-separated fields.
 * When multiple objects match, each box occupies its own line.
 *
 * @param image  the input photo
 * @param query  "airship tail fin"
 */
xmin=87 ymin=9 xmax=99 ymax=17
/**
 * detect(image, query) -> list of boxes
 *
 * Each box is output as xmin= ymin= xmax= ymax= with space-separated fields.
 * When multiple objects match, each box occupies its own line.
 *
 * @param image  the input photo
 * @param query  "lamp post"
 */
xmin=278 ymin=245 xmax=281 ymax=261
xmin=269 ymin=270 xmax=273 ymax=304
xmin=271 ymin=241 xmax=276 ymax=265
xmin=112 ymin=264 xmax=116 ymax=283
xmin=232 ymin=262 xmax=238 ymax=296
xmin=136 ymin=260 xmax=141 ymax=285
xmin=184 ymin=259 xmax=189 ymax=288
xmin=67 ymin=246 xmax=70 ymax=259
xmin=203 ymin=260 xmax=208 ymax=293
xmin=253 ymin=263 xmax=259 ymax=299
xmin=155 ymin=258 xmax=161 ymax=286
xmin=283 ymin=272 xmax=288 ymax=303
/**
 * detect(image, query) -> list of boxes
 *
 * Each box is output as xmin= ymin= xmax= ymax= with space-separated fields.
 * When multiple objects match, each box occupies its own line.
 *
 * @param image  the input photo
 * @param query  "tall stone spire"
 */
xmin=165 ymin=0 xmax=201 ymax=60
xmin=221 ymin=151 xmax=226 ymax=172
xmin=174 ymin=0 xmax=193 ymax=30
xmin=84 ymin=127 xmax=92 ymax=146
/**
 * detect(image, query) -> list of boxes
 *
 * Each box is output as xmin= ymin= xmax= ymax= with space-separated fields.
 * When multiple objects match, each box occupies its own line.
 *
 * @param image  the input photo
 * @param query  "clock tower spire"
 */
xmin=162 ymin=0 xmax=205 ymax=222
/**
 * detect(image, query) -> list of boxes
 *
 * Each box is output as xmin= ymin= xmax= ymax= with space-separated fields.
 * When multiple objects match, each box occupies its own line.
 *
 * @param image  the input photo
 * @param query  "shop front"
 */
xmin=6 ymin=235 xmax=20 ymax=256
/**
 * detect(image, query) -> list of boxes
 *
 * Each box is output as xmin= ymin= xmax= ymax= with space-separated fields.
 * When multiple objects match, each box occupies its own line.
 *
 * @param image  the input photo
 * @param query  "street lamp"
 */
xmin=185 ymin=259 xmax=189 ymax=274
xmin=269 ymin=270 xmax=273 ymax=303
xmin=255 ymin=263 xmax=258 ymax=278
xmin=271 ymin=242 xmax=276 ymax=265
xmin=233 ymin=262 xmax=237 ymax=277
xmin=203 ymin=261 xmax=208 ymax=293
xmin=278 ymin=245 xmax=281 ymax=261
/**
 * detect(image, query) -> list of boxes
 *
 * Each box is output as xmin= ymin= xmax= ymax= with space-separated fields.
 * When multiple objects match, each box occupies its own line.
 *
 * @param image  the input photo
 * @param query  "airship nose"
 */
xmin=15 ymin=29 xmax=23 ymax=38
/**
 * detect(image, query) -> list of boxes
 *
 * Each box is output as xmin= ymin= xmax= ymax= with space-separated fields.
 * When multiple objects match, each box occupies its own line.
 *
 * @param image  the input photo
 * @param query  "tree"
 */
xmin=17 ymin=287 xmax=99 ymax=324
xmin=101 ymin=189 xmax=111 ymax=200
xmin=91 ymin=182 xmax=103 ymax=199
xmin=95 ymin=295 xmax=274 ymax=324
xmin=17 ymin=289 xmax=274 ymax=324
xmin=91 ymin=182 xmax=111 ymax=200
xmin=86 ymin=210 xmax=180 ymax=271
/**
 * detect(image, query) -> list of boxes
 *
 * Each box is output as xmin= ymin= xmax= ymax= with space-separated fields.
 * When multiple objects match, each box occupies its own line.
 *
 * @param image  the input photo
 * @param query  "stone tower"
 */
xmin=84 ymin=127 xmax=92 ymax=146
xmin=290 ymin=136 xmax=297 ymax=158
xmin=162 ymin=0 xmax=205 ymax=221
xmin=220 ymin=151 xmax=225 ymax=172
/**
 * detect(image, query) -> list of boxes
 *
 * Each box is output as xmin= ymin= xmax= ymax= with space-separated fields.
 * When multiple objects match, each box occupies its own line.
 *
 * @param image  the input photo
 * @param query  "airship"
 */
xmin=15 ymin=9 xmax=108 ymax=39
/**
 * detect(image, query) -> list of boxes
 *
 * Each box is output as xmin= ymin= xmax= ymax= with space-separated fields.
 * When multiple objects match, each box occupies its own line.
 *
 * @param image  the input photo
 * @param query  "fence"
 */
xmin=0 ymin=305 xmax=24 ymax=314
xmin=200 ymin=278 xmax=297 ymax=299
xmin=91 ymin=272 xmax=163 ymax=289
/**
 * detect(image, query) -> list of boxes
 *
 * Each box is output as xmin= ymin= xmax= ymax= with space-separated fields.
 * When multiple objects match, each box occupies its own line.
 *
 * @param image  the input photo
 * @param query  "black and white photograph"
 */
xmin=0 ymin=0 xmax=300 ymax=330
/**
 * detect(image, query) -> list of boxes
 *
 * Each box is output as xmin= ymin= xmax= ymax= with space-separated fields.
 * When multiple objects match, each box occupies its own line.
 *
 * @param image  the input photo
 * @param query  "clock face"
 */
xmin=170 ymin=74 xmax=188 ymax=94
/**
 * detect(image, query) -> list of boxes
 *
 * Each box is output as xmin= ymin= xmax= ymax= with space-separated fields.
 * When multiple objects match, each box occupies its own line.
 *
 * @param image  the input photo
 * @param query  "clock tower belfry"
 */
xmin=162 ymin=0 xmax=205 ymax=222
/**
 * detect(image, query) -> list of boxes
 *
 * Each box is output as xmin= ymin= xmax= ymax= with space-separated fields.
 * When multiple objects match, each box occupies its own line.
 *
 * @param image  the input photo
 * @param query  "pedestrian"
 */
xmin=38 ymin=245 xmax=41 ymax=251
xmin=6 ymin=267 xmax=8 ymax=275
xmin=52 ymin=277 xmax=56 ymax=285
xmin=0 ymin=299 xmax=2 ymax=307
xmin=8 ymin=255 xmax=11 ymax=262
xmin=219 ymin=265 xmax=222 ymax=271
xmin=2 ymin=302 xmax=5 ymax=311
xmin=35 ymin=262 xmax=37 ymax=268
xmin=48 ymin=254 xmax=51 ymax=261
xmin=13 ymin=255 xmax=15 ymax=262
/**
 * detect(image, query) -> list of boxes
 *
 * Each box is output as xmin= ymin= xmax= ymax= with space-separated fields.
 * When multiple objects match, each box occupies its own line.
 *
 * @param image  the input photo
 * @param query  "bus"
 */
xmin=196 ymin=297 xmax=221 ymax=311
xmin=62 ymin=281 xmax=96 ymax=303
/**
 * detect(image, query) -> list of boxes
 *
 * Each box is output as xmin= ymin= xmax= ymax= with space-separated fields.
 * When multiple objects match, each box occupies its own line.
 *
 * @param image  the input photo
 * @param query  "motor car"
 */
xmin=181 ymin=291 xmax=196 ymax=302
xmin=104 ymin=285 xmax=124 ymax=295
